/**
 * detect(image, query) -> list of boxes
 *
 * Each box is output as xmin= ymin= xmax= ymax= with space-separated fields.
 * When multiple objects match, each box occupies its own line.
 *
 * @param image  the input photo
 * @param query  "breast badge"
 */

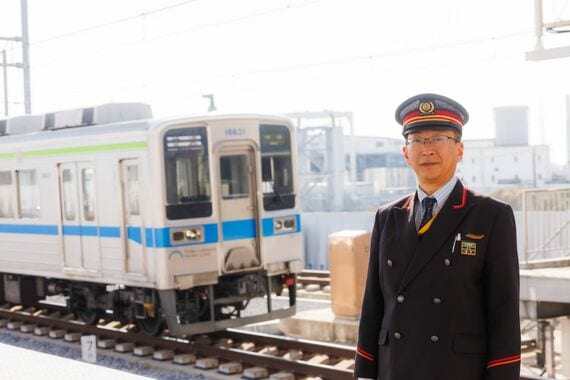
xmin=460 ymin=241 xmax=477 ymax=256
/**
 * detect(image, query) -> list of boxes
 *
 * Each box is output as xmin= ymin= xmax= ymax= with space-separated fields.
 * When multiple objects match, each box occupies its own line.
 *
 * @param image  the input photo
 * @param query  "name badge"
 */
xmin=460 ymin=241 xmax=477 ymax=256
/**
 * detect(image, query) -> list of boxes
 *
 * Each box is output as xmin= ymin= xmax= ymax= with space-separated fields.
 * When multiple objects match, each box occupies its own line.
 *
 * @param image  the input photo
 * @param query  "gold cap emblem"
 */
xmin=419 ymin=101 xmax=435 ymax=115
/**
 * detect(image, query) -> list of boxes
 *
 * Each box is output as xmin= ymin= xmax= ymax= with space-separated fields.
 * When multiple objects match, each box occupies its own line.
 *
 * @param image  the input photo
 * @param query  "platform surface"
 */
xmin=0 ymin=341 xmax=149 ymax=380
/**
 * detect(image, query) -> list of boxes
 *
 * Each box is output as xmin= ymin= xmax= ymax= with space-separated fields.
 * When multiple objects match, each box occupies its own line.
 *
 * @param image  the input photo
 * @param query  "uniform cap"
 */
xmin=395 ymin=93 xmax=469 ymax=136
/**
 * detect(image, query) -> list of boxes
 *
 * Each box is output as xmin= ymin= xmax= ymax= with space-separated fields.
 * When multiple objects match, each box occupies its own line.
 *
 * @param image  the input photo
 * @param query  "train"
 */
xmin=0 ymin=103 xmax=303 ymax=336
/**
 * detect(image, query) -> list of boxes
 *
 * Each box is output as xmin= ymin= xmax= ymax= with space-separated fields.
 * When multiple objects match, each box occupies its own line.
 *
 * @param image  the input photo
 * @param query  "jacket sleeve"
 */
xmin=354 ymin=209 xmax=384 ymax=378
xmin=483 ymin=204 xmax=521 ymax=380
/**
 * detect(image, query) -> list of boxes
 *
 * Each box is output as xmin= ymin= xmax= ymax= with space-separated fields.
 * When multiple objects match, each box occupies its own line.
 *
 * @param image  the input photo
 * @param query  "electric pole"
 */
xmin=0 ymin=0 xmax=32 ymax=115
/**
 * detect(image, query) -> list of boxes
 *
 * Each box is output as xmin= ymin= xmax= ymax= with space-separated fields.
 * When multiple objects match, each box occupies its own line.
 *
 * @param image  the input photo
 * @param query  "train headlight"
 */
xmin=171 ymin=226 xmax=204 ymax=244
xmin=273 ymin=216 xmax=296 ymax=234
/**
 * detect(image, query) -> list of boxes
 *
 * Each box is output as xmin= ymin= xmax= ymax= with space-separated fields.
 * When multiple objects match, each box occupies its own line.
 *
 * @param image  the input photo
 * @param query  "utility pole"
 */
xmin=2 ymin=50 xmax=8 ymax=116
xmin=21 ymin=0 xmax=31 ymax=114
xmin=0 ymin=0 xmax=32 ymax=115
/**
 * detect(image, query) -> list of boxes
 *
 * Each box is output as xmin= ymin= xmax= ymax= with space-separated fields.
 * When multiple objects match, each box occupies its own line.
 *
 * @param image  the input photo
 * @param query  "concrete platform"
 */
xmin=520 ymin=267 xmax=570 ymax=319
xmin=279 ymin=307 xmax=358 ymax=344
xmin=0 ymin=342 xmax=149 ymax=379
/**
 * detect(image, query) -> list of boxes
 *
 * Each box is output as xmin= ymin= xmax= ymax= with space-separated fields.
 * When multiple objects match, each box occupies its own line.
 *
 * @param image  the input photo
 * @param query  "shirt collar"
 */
xmin=416 ymin=176 xmax=458 ymax=214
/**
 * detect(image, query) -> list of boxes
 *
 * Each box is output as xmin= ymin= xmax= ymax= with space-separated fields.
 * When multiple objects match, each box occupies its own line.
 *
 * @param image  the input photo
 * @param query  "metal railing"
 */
xmin=522 ymin=187 xmax=570 ymax=268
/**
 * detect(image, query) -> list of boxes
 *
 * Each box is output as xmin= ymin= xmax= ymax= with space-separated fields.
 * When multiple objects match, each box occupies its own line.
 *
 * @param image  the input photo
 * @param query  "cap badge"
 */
xmin=418 ymin=101 xmax=435 ymax=115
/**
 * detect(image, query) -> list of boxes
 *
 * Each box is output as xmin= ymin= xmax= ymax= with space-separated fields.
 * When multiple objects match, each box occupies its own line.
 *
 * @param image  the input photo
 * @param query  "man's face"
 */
xmin=402 ymin=129 xmax=464 ymax=191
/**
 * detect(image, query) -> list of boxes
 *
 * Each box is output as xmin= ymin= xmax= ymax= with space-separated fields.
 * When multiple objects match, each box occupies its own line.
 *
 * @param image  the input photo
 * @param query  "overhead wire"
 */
xmin=31 ymin=0 xmax=330 ymax=68
xmin=30 ymin=30 xmax=533 ymax=99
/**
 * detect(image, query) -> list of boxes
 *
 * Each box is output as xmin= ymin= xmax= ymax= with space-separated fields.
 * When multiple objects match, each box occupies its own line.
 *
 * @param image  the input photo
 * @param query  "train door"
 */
xmin=58 ymin=163 xmax=100 ymax=272
xmin=120 ymin=159 xmax=146 ymax=275
xmin=217 ymin=146 xmax=260 ymax=272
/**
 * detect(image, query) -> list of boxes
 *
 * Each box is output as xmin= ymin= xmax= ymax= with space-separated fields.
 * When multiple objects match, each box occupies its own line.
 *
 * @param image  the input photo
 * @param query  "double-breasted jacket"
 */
xmin=354 ymin=181 xmax=520 ymax=380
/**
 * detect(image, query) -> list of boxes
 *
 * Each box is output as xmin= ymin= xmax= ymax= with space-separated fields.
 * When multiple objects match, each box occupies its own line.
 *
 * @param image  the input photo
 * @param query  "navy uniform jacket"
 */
xmin=354 ymin=181 xmax=520 ymax=380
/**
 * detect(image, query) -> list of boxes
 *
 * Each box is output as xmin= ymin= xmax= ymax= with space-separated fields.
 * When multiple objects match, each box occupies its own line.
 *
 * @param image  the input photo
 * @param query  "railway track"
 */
xmin=0 ymin=302 xmax=551 ymax=380
xmin=0 ymin=304 xmax=353 ymax=379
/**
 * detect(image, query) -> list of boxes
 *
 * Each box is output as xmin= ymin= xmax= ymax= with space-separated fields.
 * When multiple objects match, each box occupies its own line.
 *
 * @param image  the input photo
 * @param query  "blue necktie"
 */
xmin=419 ymin=197 xmax=436 ymax=230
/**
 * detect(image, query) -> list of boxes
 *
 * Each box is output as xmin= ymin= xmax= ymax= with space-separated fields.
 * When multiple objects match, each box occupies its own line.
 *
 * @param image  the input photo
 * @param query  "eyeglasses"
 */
xmin=406 ymin=135 xmax=459 ymax=148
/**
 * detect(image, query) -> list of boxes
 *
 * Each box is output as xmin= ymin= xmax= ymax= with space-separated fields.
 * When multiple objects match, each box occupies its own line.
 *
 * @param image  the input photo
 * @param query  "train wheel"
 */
xmin=76 ymin=307 xmax=101 ymax=325
xmin=136 ymin=316 xmax=164 ymax=336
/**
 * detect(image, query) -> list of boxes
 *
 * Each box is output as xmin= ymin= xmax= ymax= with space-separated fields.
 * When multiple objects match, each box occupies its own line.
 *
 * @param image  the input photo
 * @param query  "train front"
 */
xmin=153 ymin=115 xmax=303 ymax=336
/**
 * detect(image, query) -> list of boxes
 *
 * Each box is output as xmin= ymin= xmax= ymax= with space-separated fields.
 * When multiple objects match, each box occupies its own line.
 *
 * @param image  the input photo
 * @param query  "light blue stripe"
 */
xmin=127 ymin=227 xmax=142 ymax=244
xmin=0 ymin=223 xmax=58 ymax=235
xmin=222 ymin=219 xmax=256 ymax=240
xmin=145 ymin=228 xmax=154 ymax=248
xmin=100 ymin=226 xmax=121 ymax=238
xmin=0 ymin=217 xmax=299 ymax=246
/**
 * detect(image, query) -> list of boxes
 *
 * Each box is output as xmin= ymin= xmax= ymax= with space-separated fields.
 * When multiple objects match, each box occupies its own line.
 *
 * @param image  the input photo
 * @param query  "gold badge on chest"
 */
xmin=460 ymin=241 xmax=477 ymax=256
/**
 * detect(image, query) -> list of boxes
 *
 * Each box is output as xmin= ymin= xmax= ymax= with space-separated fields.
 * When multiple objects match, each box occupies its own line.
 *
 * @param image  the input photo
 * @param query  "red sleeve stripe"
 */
xmin=356 ymin=347 xmax=374 ymax=362
xmin=486 ymin=354 xmax=521 ymax=369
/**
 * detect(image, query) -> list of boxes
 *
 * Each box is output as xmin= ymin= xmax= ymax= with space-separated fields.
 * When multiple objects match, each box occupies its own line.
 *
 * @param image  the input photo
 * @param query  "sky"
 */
xmin=2 ymin=0 xmax=570 ymax=163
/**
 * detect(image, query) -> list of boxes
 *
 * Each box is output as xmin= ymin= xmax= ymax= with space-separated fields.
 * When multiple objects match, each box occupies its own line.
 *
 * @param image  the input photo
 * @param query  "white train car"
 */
xmin=0 ymin=103 xmax=303 ymax=336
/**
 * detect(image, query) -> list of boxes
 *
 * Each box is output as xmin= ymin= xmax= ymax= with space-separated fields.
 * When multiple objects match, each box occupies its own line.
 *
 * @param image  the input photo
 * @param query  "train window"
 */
xmin=61 ymin=169 xmax=76 ymax=221
xmin=164 ymin=127 xmax=212 ymax=219
xmin=0 ymin=171 xmax=15 ymax=218
xmin=260 ymin=125 xmax=295 ymax=210
xmin=126 ymin=165 xmax=140 ymax=216
xmin=81 ymin=168 xmax=96 ymax=221
xmin=17 ymin=170 xmax=40 ymax=218
xmin=220 ymin=155 xmax=249 ymax=199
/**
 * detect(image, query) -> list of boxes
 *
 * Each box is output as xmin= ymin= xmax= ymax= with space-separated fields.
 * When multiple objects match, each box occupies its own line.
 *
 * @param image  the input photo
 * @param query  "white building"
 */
xmin=458 ymin=140 xmax=551 ymax=189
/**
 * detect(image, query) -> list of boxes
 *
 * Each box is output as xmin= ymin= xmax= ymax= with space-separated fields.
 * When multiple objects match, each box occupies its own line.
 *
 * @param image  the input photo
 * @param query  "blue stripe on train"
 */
xmin=0 ymin=215 xmax=300 ymax=247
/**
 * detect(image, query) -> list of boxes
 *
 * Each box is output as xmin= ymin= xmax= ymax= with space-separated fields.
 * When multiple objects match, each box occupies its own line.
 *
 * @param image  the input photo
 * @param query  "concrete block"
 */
xmin=34 ymin=326 xmax=50 ymax=336
xmin=49 ymin=329 xmax=65 ymax=339
xmin=64 ymin=332 xmax=82 ymax=342
xmin=195 ymin=357 xmax=219 ymax=369
xmin=279 ymin=307 xmax=359 ymax=344
xmin=270 ymin=372 xmax=295 ymax=380
xmin=0 ymin=319 xmax=8 ymax=327
xmin=115 ymin=342 xmax=135 ymax=353
xmin=174 ymin=353 xmax=196 ymax=365
xmin=20 ymin=324 xmax=36 ymax=333
xmin=134 ymin=346 xmax=154 ymax=357
xmin=243 ymin=366 xmax=269 ymax=379
xmin=153 ymin=350 xmax=175 ymax=361
xmin=218 ymin=361 xmax=243 ymax=374
xmin=97 ymin=339 xmax=116 ymax=349
xmin=7 ymin=321 xmax=22 ymax=330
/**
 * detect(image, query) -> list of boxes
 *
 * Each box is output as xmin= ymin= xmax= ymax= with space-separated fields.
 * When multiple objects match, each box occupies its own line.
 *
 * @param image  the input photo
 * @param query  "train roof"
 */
xmin=0 ymin=103 xmax=293 ymax=146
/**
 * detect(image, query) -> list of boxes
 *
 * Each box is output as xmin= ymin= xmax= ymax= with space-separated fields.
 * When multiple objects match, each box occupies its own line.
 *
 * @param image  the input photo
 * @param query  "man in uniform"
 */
xmin=354 ymin=93 xmax=520 ymax=380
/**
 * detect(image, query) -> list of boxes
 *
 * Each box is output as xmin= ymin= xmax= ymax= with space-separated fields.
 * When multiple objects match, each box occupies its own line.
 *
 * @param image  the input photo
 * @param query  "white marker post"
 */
xmin=81 ymin=335 xmax=97 ymax=363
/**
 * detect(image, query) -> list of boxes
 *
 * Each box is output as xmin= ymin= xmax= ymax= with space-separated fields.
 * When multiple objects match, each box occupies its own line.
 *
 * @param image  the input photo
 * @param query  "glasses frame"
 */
xmin=405 ymin=135 xmax=460 ymax=148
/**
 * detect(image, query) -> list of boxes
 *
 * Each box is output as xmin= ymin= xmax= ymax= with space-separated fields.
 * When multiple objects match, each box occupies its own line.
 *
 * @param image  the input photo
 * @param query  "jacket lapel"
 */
xmin=397 ymin=182 xmax=473 ymax=292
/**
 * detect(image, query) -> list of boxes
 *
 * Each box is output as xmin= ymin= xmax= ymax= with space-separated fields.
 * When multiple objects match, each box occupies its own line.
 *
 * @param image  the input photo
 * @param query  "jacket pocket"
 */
xmin=452 ymin=334 xmax=486 ymax=354
xmin=378 ymin=328 xmax=389 ymax=345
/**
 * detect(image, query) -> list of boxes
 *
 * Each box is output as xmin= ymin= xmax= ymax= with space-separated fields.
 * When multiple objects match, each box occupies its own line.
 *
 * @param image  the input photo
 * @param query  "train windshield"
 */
xmin=260 ymin=124 xmax=295 ymax=210
xmin=164 ymin=127 xmax=212 ymax=219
